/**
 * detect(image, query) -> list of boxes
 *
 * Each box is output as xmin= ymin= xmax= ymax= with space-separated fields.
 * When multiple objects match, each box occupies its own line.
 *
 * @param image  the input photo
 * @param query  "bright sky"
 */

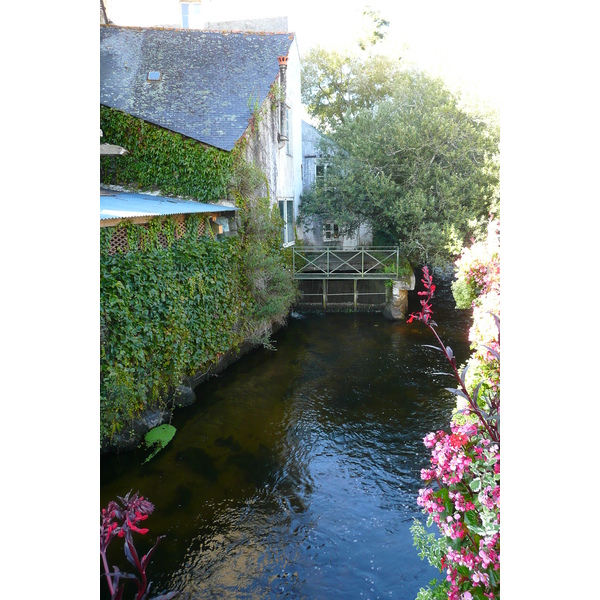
xmin=106 ymin=0 xmax=501 ymax=109
xmin=204 ymin=0 xmax=502 ymax=108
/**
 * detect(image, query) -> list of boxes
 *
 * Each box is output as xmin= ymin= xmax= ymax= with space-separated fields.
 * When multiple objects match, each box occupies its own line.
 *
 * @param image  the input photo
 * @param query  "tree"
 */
xmin=301 ymin=8 xmax=395 ymax=133
xmin=300 ymin=49 xmax=499 ymax=266
xmin=301 ymin=49 xmax=404 ymax=133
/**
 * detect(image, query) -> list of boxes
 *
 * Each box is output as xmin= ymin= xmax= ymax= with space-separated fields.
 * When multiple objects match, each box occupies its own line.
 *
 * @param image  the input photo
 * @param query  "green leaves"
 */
xmin=101 ymin=229 xmax=243 ymax=444
xmin=141 ymin=424 xmax=177 ymax=464
xmin=101 ymin=207 xmax=297 ymax=444
xmin=300 ymin=54 xmax=500 ymax=265
xmin=100 ymin=107 xmax=235 ymax=201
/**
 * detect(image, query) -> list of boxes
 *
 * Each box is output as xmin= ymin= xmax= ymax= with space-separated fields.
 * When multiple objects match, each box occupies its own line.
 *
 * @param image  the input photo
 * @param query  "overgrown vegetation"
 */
xmin=100 ymin=107 xmax=297 ymax=447
xmin=409 ymin=225 xmax=500 ymax=600
xmin=100 ymin=220 xmax=245 ymax=443
xmin=299 ymin=11 xmax=499 ymax=267
xmin=101 ymin=106 xmax=234 ymax=202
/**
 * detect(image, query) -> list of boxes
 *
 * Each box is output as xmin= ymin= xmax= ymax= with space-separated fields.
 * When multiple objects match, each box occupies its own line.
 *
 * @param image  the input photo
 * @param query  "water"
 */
xmin=100 ymin=277 xmax=471 ymax=599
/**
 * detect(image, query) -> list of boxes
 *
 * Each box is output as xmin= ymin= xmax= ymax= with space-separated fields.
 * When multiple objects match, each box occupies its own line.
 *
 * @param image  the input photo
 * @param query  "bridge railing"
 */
xmin=292 ymin=246 xmax=400 ymax=279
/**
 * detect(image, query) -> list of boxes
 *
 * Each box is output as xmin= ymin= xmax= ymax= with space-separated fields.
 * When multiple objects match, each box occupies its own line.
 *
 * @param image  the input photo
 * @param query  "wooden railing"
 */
xmin=292 ymin=246 xmax=400 ymax=279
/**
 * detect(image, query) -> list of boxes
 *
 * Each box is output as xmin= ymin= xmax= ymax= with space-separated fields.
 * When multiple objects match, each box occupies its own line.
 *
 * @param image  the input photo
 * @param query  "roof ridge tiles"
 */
xmin=100 ymin=23 xmax=294 ymax=36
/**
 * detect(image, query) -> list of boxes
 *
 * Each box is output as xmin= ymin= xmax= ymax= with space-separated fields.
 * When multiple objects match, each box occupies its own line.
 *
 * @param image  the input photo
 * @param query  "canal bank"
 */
xmin=101 ymin=320 xmax=286 ymax=455
xmin=101 ymin=273 xmax=469 ymax=598
xmin=102 ymin=266 xmax=445 ymax=455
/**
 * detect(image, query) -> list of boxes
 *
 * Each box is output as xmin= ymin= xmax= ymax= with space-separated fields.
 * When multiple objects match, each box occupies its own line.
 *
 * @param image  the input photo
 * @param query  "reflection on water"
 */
xmin=101 ymin=279 xmax=470 ymax=599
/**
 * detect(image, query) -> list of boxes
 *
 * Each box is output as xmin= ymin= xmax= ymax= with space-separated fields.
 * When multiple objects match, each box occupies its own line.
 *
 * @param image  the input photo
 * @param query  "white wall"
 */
xmin=277 ymin=38 xmax=302 ymax=244
xmin=241 ymin=37 xmax=302 ymax=246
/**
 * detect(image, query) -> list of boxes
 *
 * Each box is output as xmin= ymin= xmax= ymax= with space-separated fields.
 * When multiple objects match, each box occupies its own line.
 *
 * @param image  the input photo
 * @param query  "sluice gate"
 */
xmin=291 ymin=247 xmax=415 ymax=315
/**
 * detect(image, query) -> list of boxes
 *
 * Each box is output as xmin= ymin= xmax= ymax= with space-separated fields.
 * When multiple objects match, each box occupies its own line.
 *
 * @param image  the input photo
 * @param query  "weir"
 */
xmin=292 ymin=246 xmax=415 ymax=317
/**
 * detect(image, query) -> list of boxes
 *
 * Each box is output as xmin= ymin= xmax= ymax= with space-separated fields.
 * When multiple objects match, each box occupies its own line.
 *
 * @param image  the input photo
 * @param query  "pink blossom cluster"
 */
xmin=420 ymin=423 xmax=477 ymax=486
xmin=417 ymin=421 xmax=500 ymax=599
xmin=454 ymin=242 xmax=499 ymax=302
xmin=101 ymin=491 xmax=154 ymax=553
xmin=413 ymin=224 xmax=500 ymax=599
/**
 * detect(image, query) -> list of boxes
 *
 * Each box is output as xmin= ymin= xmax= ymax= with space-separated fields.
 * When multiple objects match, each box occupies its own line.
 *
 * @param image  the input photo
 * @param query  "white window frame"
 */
xmin=180 ymin=2 xmax=202 ymax=29
xmin=278 ymin=198 xmax=295 ymax=247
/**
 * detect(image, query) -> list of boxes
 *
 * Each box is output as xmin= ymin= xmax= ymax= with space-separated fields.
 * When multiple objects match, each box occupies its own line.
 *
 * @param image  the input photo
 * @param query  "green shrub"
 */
xmin=100 ymin=221 xmax=245 ymax=443
xmin=451 ymin=277 xmax=478 ymax=309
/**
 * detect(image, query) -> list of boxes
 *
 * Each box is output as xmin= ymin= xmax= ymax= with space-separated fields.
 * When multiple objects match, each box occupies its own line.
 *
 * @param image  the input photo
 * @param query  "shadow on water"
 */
xmin=100 ymin=274 xmax=471 ymax=599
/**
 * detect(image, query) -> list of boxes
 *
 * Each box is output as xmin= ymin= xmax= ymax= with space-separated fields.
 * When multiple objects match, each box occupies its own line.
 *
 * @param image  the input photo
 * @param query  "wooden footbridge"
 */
xmin=292 ymin=246 xmax=413 ymax=311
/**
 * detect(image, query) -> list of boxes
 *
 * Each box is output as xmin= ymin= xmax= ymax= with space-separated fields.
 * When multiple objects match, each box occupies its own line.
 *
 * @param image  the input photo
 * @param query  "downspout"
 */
xmin=277 ymin=56 xmax=288 ymax=149
xmin=100 ymin=0 xmax=111 ymax=24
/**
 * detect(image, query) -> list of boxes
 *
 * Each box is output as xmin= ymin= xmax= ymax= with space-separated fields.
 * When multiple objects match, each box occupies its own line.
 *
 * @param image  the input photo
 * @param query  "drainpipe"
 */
xmin=100 ymin=0 xmax=111 ymax=24
xmin=277 ymin=55 xmax=288 ymax=149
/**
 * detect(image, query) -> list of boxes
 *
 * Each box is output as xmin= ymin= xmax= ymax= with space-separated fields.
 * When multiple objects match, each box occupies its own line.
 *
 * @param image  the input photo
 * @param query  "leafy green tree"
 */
xmin=301 ymin=49 xmax=499 ymax=265
xmin=301 ymin=49 xmax=404 ymax=133
xmin=301 ymin=8 xmax=395 ymax=133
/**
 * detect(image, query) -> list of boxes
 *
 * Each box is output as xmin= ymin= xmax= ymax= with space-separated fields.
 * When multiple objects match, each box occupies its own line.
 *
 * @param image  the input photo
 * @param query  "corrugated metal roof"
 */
xmin=100 ymin=25 xmax=295 ymax=151
xmin=100 ymin=190 xmax=237 ymax=220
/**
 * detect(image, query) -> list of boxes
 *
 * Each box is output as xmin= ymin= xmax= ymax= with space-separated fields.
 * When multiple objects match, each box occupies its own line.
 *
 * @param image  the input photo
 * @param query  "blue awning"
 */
xmin=100 ymin=190 xmax=237 ymax=221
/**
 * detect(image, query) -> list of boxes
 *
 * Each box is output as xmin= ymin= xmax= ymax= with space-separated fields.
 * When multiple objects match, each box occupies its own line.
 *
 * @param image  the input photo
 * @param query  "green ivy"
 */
xmin=100 ymin=106 xmax=235 ymax=202
xmin=100 ymin=109 xmax=298 ymax=447
xmin=100 ymin=218 xmax=254 ymax=443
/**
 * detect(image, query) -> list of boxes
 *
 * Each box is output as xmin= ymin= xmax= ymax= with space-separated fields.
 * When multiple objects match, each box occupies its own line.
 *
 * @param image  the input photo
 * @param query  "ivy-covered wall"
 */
xmin=101 ymin=106 xmax=235 ymax=201
xmin=100 ymin=107 xmax=297 ymax=448
xmin=100 ymin=217 xmax=250 ymax=442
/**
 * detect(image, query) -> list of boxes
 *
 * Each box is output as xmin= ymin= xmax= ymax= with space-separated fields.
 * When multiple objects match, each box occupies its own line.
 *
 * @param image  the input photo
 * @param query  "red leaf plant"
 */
xmin=408 ymin=267 xmax=500 ymax=599
xmin=408 ymin=266 xmax=499 ymax=445
xmin=100 ymin=491 xmax=180 ymax=600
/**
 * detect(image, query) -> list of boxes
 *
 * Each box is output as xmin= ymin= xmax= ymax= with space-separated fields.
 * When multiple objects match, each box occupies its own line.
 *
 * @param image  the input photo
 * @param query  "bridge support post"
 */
xmin=383 ymin=274 xmax=416 ymax=320
xmin=354 ymin=279 xmax=358 ymax=311
xmin=322 ymin=279 xmax=327 ymax=311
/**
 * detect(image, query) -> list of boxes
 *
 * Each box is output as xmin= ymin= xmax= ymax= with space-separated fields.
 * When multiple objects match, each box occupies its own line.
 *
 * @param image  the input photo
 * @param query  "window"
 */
xmin=180 ymin=2 xmax=202 ymax=28
xmin=315 ymin=163 xmax=330 ymax=188
xmin=322 ymin=221 xmax=339 ymax=242
xmin=279 ymin=199 xmax=295 ymax=246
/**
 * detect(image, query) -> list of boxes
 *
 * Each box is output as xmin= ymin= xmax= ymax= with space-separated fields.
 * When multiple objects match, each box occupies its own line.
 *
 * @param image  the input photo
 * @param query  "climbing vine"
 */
xmin=100 ymin=217 xmax=251 ymax=444
xmin=100 ymin=108 xmax=298 ymax=447
xmin=100 ymin=106 xmax=235 ymax=201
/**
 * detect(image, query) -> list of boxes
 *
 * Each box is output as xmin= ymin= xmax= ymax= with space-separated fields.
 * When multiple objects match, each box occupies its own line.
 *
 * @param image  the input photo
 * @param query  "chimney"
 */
xmin=277 ymin=56 xmax=288 ymax=149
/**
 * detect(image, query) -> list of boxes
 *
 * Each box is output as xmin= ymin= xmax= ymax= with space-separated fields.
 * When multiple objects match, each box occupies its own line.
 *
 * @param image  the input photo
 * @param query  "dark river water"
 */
xmin=100 ymin=275 xmax=471 ymax=599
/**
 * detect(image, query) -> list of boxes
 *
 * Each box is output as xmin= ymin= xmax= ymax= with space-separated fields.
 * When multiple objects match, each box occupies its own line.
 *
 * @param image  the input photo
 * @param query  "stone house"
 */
xmin=300 ymin=120 xmax=373 ymax=248
xmin=100 ymin=23 xmax=302 ymax=246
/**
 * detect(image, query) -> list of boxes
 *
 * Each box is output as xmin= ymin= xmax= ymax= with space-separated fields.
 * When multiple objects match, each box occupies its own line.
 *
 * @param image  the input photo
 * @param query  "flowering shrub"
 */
xmin=452 ymin=239 xmax=499 ymax=310
xmin=409 ymin=261 xmax=500 ymax=600
xmin=101 ymin=491 xmax=180 ymax=600
xmin=455 ymin=224 xmax=500 ymax=415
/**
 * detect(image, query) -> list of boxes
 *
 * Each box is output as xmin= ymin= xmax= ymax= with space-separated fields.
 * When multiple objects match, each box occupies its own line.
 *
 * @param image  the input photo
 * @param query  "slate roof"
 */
xmin=100 ymin=25 xmax=295 ymax=151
